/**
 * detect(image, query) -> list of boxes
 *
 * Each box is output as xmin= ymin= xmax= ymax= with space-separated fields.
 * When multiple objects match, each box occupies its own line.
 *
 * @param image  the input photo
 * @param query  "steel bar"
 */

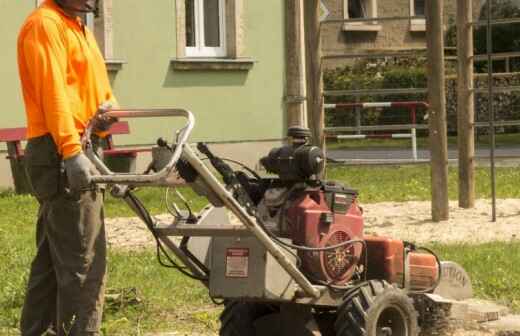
xmin=325 ymin=120 xmax=520 ymax=134
xmin=325 ymin=101 xmax=428 ymax=109
xmin=474 ymin=86 xmax=520 ymax=93
xmin=324 ymin=88 xmax=428 ymax=97
xmin=182 ymin=145 xmax=321 ymax=298
xmin=323 ymin=50 xmax=425 ymax=60
xmin=322 ymin=15 xmax=425 ymax=24
xmin=474 ymin=51 xmax=520 ymax=61
xmin=325 ymin=124 xmax=428 ymax=132
xmin=486 ymin=0 xmax=497 ymax=222
xmin=474 ymin=17 xmax=520 ymax=26
xmin=87 ymin=109 xmax=194 ymax=185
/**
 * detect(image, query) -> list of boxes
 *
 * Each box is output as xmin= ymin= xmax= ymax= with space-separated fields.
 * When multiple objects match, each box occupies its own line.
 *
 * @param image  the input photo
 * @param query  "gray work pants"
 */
xmin=20 ymin=134 xmax=106 ymax=336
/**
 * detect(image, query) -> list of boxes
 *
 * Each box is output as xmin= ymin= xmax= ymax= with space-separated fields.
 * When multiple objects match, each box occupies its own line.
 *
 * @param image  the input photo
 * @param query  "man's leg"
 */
xmin=46 ymin=189 xmax=107 ymax=336
xmin=20 ymin=205 xmax=58 ymax=336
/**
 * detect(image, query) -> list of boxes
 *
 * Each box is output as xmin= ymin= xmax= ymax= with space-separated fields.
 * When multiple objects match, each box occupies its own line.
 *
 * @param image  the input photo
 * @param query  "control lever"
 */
xmin=197 ymin=143 xmax=255 ymax=215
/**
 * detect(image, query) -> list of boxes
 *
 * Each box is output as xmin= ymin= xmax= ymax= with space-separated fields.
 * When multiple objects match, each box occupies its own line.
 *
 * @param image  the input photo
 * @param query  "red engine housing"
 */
xmin=286 ymin=185 xmax=363 ymax=285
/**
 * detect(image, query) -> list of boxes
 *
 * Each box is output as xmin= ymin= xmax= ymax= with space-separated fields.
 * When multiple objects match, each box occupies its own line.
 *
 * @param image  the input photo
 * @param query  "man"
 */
xmin=17 ymin=0 xmax=117 ymax=335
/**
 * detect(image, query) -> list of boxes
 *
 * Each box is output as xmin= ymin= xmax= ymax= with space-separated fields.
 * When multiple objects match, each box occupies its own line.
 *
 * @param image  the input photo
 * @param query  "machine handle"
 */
xmin=83 ymin=108 xmax=195 ymax=185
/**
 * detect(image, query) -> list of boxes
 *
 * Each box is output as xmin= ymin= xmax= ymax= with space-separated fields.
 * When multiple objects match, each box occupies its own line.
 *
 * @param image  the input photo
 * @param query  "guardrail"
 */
xmin=325 ymin=101 xmax=428 ymax=161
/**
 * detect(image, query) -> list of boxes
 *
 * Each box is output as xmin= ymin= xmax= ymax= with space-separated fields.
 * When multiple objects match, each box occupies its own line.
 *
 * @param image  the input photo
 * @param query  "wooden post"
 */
xmin=426 ymin=0 xmax=449 ymax=221
xmin=456 ymin=0 xmax=475 ymax=209
xmin=304 ymin=0 xmax=325 ymax=151
xmin=286 ymin=0 xmax=307 ymax=128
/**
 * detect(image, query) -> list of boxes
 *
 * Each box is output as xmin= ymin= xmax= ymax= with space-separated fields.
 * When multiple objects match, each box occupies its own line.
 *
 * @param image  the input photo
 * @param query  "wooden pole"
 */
xmin=456 ymin=0 xmax=475 ymax=208
xmin=426 ymin=0 xmax=449 ymax=221
xmin=304 ymin=0 xmax=325 ymax=151
xmin=286 ymin=0 xmax=307 ymax=128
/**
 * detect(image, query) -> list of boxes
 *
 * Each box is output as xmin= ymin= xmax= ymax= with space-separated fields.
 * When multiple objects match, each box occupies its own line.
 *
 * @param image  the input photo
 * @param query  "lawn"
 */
xmin=1 ymin=165 xmax=520 ymax=335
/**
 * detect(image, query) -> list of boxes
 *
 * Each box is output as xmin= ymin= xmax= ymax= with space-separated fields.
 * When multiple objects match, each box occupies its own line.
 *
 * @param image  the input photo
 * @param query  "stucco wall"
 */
xmin=0 ymin=1 xmax=287 ymax=189
xmin=0 ymin=1 xmax=33 ymax=129
xmin=109 ymin=0 xmax=286 ymax=146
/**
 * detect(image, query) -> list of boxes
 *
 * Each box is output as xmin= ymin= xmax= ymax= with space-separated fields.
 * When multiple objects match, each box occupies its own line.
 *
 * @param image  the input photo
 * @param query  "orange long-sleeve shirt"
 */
xmin=17 ymin=0 xmax=117 ymax=159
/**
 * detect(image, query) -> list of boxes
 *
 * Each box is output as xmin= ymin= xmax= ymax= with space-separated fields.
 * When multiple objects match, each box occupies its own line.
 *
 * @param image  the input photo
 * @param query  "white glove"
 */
xmin=64 ymin=152 xmax=97 ymax=191
xmin=92 ymin=102 xmax=117 ymax=132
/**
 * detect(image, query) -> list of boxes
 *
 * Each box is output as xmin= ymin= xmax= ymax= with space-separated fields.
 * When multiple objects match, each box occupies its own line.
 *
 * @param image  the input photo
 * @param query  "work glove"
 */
xmin=92 ymin=102 xmax=118 ymax=133
xmin=64 ymin=152 xmax=97 ymax=192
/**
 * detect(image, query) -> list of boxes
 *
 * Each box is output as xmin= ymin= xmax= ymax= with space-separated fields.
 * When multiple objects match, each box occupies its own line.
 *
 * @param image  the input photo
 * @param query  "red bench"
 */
xmin=0 ymin=122 xmax=149 ymax=193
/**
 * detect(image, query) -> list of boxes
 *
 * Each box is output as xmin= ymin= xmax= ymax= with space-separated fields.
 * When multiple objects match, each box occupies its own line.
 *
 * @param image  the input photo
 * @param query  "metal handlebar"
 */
xmin=83 ymin=108 xmax=195 ymax=185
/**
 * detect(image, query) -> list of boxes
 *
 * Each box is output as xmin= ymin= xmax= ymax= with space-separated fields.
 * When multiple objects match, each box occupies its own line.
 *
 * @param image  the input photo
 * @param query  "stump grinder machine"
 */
xmin=84 ymin=108 xmax=471 ymax=336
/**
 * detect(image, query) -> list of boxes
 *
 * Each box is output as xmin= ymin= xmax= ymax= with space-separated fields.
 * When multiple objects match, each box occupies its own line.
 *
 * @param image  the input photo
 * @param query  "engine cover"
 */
xmin=286 ymin=182 xmax=363 ymax=285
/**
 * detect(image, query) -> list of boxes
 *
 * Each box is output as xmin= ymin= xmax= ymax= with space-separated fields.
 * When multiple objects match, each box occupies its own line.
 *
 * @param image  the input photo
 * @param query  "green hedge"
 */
xmin=324 ymin=60 xmax=520 ymax=134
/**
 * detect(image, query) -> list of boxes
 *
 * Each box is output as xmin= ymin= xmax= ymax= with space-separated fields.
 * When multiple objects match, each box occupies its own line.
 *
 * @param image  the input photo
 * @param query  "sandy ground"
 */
xmin=362 ymin=199 xmax=520 ymax=244
xmin=105 ymin=199 xmax=520 ymax=336
xmin=106 ymin=199 xmax=520 ymax=249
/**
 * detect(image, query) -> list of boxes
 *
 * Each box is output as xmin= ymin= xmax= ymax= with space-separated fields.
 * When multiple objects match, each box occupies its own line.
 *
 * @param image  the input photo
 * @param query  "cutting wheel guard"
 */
xmin=83 ymin=108 xmax=195 ymax=186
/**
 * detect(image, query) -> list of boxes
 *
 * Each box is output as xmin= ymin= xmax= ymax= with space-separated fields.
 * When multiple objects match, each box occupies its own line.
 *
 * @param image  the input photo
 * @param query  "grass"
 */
xmin=1 ymin=166 xmax=520 ymax=334
xmin=432 ymin=242 xmax=520 ymax=312
xmin=327 ymin=132 xmax=520 ymax=150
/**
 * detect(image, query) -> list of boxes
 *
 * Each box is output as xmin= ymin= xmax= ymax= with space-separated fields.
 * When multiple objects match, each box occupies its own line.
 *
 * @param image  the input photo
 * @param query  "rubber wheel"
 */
xmin=219 ymin=301 xmax=278 ymax=336
xmin=334 ymin=280 xmax=419 ymax=336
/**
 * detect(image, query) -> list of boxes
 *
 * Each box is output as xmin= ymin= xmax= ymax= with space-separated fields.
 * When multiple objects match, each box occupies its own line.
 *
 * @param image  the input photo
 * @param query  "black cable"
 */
xmin=201 ymin=157 xmax=262 ymax=180
xmin=125 ymin=191 xmax=208 ymax=281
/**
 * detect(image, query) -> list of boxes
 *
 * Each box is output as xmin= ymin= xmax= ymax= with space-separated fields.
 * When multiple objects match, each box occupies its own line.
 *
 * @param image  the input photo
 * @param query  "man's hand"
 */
xmin=92 ymin=102 xmax=118 ymax=132
xmin=64 ymin=152 xmax=97 ymax=191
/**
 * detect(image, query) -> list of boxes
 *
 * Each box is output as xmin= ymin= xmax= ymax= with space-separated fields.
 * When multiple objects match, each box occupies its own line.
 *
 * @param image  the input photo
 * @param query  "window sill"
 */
xmin=105 ymin=59 xmax=127 ymax=72
xmin=170 ymin=58 xmax=255 ymax=71
xmin=343 ymin=23 xmax=382 ymax=32
xmin=410 ymin=19 xmax=426 ymax=32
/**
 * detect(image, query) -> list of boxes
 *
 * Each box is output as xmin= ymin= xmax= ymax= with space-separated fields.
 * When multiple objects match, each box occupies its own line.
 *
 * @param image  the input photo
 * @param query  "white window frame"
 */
xmin=186 ymin=0 xmax=227 ymax=58
xmin=343 ymin=0 xmax=381 ymax=31
xmin=410 ymin=0 xmax=426 ymax=31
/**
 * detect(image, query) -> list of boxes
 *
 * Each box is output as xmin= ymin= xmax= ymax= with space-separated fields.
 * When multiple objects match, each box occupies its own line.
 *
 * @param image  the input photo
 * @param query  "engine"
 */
xmin=257 ymin=127 xmax=364 ymax=285
xmin=182 ymin=127 xmax=439 ymax=290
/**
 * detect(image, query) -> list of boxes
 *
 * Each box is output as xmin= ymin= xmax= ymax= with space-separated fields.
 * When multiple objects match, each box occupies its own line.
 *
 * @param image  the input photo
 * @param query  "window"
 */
xmin=348 ymin=0 xmax=367 ymax=19
xmin=413 ymin=0 xmax=425 ymax=16
xmin=410 ymin=0 xmax=426 ymax=31
xmin=343 ymin=0 xmax=381 ymax=31
xmin=185 ymin=0 xmax=226 ymax=57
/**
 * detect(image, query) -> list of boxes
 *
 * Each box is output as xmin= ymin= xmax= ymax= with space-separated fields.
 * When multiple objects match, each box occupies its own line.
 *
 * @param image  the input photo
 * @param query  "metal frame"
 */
xmin=85 ymin=109 xmax=321 ymax=299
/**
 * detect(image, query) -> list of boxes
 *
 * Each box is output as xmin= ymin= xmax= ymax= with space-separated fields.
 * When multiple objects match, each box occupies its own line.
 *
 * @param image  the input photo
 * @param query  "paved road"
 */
xmin=328 ymin=147 xmax=520 ymax=162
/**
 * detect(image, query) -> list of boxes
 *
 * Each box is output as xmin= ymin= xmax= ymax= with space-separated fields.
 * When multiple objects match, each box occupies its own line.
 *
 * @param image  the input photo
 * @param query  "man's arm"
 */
xmin=22 ymin=18 xmax=81 ymax=159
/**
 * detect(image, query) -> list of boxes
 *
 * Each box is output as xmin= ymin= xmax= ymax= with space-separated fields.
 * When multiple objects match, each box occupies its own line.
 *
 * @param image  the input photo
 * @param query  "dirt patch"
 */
xmin=362 ymin=199 xmax=520 ymax=244
xmin=105 ymin=214 xmax=173 ymax=250
xmin=105 ymin=199 xmax=520 ymax=250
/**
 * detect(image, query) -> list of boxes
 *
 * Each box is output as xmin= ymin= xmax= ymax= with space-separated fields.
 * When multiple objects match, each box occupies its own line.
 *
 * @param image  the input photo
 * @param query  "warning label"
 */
xmin=225 ymin=248 xmax=249 ymax=278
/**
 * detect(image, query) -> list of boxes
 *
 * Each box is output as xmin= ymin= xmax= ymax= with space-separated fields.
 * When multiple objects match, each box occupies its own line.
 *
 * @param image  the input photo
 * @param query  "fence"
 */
xmin=324 ymin=101 xmax=428 ymax=161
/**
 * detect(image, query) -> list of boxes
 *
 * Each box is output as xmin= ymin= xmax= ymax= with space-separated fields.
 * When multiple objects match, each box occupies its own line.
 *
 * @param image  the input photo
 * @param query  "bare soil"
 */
xmin=106 ymin=199 xmax=520 ymax=249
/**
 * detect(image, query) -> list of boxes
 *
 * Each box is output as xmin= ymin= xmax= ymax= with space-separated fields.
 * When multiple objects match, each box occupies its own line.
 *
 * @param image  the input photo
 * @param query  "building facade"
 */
xmin=321 ymin=0 xmax=483 ymax=68
xmin=0 ymin=0 xmax=288 ymax=187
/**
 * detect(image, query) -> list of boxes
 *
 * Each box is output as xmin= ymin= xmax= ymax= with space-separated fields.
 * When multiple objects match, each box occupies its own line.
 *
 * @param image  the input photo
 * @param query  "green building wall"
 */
xmin=110 ymin=0 xmax=286 ymax=145
xmin=1 ymin=0 xmax=287 ymax=144
xmin=0 ymin=1 xmax=34 ymax=129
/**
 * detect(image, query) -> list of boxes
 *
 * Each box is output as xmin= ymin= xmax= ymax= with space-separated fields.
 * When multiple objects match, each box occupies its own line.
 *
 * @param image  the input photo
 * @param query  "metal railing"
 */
xmin=324 ymin=101 xmax=428 ymax=161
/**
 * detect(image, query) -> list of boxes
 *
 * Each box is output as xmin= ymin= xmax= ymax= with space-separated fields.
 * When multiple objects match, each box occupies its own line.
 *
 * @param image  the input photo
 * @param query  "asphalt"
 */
xmin=328 ymin=147 xmax=520 ymax=162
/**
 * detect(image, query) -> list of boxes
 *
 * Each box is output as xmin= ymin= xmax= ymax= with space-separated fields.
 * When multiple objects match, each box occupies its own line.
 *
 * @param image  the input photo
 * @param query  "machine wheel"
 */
xmin=219 ymin=301 xmax=278 ymax=336
xmin=335 ymin=280 xmax=419 ymax=336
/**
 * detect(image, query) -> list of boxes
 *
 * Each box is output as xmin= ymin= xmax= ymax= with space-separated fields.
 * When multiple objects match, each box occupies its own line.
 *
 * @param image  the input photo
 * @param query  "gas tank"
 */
xmin=286 ymin=182 xmax=363 ymax=285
